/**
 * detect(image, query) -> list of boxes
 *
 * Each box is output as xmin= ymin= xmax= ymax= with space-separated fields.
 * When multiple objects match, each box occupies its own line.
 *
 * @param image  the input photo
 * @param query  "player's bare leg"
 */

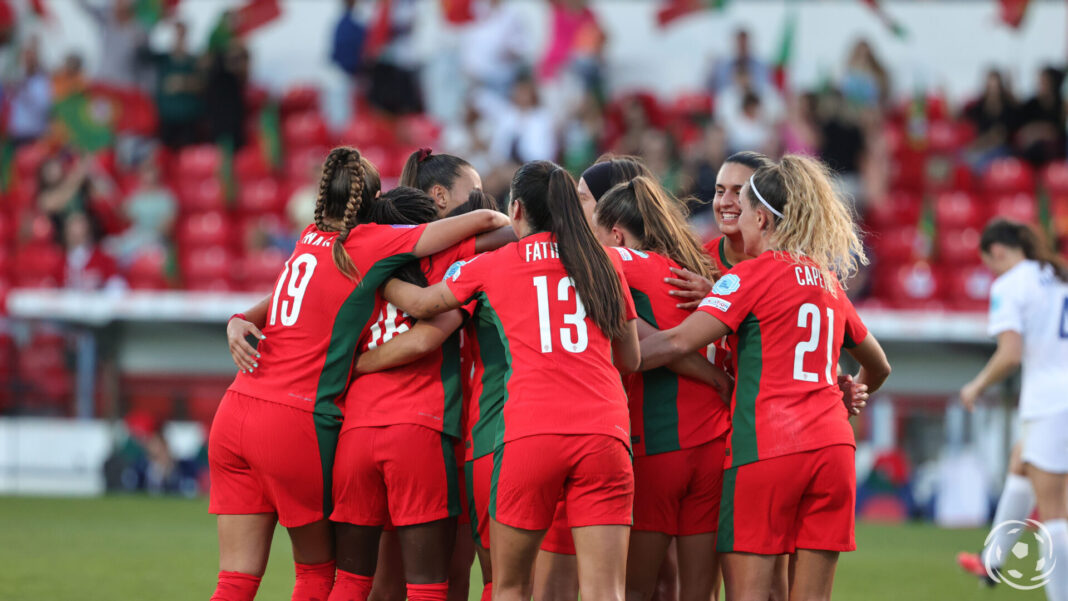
xmin=787 ymin=549 xmax=838 ymax=601
xmin=288 ymin=519 xmax=336 ymax=601
xmin=448 ymin=528 xmax=476 ymax=601
xmin=624 ymin=530 xmax=672 ymax=601
xmin=572 ymin=525 xmax=630 ymax=601
xmin=490 ymin=519 xmax=545 ymax=601
xmin=675 ymin=533 xmax=717 ymax=601
xmin=720 ymin=552 xmax=776 ymax=601
xmin=534 ymin=550 xmax=579 ymax=601
xmin=217 ymin=513 xmax=276 ymax=576
xmin=768 ymin=555 xmax=788 ymax=601
xmin=368 ymin=530 xmax=405 ymax=601
xmin=651 ymin=539 xmax=679 ymax=601
xmin=396 ymin=517 xmax=457 ymax=601
xmin=335 ymin=523 xmax=383 ymax=576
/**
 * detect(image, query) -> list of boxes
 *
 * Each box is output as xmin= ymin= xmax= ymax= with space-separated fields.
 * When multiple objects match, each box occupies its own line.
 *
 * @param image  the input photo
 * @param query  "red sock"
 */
xmin=326 ymin=570 xmax=373 ymax=601
xmin=479 ymin=582 xmax=492 ymax=601
xmin=211 ymin=571 xmax=262 ymax=601
xmin=293 ymin=560 xmax=336 ymax=601
xmin=407 ymin=581 xmax=449 ymax=601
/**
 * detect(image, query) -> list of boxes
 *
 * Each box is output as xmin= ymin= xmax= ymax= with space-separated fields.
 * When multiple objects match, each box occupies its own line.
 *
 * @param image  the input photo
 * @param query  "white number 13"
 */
xmin=533 ymin=275 xmax=588 ymax=353
xmin=269 ymin=253 xmax=317 ymax=327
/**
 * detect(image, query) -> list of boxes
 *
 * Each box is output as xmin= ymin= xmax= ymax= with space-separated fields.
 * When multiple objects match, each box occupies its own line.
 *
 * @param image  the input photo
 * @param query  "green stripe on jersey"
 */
xmin=440 ymin=331 xmax=463 ymax=439
xmin=471 ymin=293 xmax=513 ymax=455
xmin=718 ymin=237 xmax=734 ymax=270
xmin=730 ymin=314 xmax=762 ymax=466
xmin=630 ymin=288 xmax=681 ymax=454
xmin=312 ymin=253 xmax=417 ymax=508
xmin=717 ymin=466 xmax=738 ymax=552
xmin=843 ymin=331 xmax=859 ymax=349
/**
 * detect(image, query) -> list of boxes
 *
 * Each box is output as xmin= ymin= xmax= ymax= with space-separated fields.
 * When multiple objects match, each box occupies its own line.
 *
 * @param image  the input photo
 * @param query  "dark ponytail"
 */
xmin=314 ymin=147 xmax=368 ymax=280
xmin=512 ymin=161 xmax=628 ymax=339
xmin=596 ymin=176 xmax=715 ymax=281
xmin=365 ymin=186 xmax=438 ymax=286
xmin=981 ymin=218 xmax=1068 ymax=282
xmin=399 ymin=147 xmax=473 ymax=194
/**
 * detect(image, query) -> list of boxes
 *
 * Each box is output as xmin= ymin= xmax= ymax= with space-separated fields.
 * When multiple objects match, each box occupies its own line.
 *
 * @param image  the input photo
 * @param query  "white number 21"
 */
xmin=269 ymin=253 xmax=317 ymax=327
xmin=794 ymin=303 xmax=835 ymax=384
xmin=533 ymin=275 xmax=588 ymax=353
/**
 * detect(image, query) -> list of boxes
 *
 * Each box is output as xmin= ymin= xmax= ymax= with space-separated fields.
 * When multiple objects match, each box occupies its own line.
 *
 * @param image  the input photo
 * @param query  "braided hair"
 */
xmin=314 ymin=147 xmax=368 ymax=280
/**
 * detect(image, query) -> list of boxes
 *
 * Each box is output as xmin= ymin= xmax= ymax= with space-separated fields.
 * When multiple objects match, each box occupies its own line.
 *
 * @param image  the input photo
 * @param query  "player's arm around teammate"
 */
xmin=640 ymin=155 xmax=889 ymax=601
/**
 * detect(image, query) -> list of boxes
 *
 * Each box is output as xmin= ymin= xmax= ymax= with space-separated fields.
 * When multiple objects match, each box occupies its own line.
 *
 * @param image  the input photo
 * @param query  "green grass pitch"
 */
xmin=0 ymin=496 xmax=1045 ymax=600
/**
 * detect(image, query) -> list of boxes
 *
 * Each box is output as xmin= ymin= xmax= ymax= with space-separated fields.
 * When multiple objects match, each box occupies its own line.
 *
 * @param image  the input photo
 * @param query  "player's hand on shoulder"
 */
xmin=665 ymin=266 xmax=714 ymax=310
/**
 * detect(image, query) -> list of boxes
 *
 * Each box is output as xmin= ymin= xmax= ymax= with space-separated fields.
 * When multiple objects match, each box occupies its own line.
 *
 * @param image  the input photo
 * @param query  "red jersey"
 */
xmin=703 ymin=236 xmax=735 ymax=277
xmin=460 ymin=296 xmax=510 ymax=461
xmin=610 ymin=247 xmax=729 ymax=456
xmin=343 ymin=238 xmax=478 ymax=437
xmin=444 ymin=232 xmax=637 ymax=448
xmin=229 ymin=223 xmax=427 ymax=416
xmin=696 ymin=252 xmax=868 ymax=468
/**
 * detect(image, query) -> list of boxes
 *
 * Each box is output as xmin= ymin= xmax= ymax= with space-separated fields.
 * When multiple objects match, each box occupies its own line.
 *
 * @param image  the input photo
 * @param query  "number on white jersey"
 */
xmin=533 ymin=275 xmax=589 ymax=353
xmin=793 ymin=303 xmax=835 ymax=384
xmin=269 ymin=253 xmax=318 ymax=326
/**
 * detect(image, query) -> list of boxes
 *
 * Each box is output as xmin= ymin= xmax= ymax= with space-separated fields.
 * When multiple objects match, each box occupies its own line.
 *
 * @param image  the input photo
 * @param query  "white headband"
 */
xmin=749 ymin=175 xmax=784 ymax=220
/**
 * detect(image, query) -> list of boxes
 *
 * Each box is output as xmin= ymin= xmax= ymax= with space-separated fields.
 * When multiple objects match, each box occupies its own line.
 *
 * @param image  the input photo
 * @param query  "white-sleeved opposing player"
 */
xmin=960 ymin=219 xmax=1068 ymax=600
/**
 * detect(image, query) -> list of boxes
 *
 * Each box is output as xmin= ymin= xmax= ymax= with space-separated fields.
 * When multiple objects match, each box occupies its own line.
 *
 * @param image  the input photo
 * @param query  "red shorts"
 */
xmin=633 ymin=436 xmax=725 ymax=536
xmin=208 ymin=390 xmax=339 ymax=528
xmin=491 ymin=434 xmax=633 ymax=531
xmin=466 ymin=454 xmax=493 ymax=549
xmin=456 ymin=440 xmax=470 ymax=526
xmin=718 ymin=444 xmax=856 ymax=555
xmin=332 ymin=424 xmax=460 ymax=527
xmin=540 ymin=497 xmax=576 ymax=555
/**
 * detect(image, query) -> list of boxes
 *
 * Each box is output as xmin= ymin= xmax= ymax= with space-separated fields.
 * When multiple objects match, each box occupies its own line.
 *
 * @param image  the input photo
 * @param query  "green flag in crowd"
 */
xmin=772 ymin=8 xmax=797 ymax=92
xmin=52 ymin=90 xmax=115 ymax=153
xmin=259 ymin=101 xmax=283 ymax=170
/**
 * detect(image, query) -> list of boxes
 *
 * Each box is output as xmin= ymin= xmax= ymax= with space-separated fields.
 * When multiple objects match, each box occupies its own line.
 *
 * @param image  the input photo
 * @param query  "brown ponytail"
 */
xmin=512 ymin=161 xmax=628 ymax=339
xmin=313 ymin=147 xmax=368 ymax=280
xmin=596 ymin=176 xmax=716 ymax=281
xmin=980 ymin=218 xmax=1068 ymax=282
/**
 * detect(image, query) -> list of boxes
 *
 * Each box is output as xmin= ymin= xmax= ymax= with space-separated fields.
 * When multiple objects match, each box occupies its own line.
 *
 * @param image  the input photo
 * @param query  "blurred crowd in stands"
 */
xmin=1 ymin=0 xmax=1067 ymax=419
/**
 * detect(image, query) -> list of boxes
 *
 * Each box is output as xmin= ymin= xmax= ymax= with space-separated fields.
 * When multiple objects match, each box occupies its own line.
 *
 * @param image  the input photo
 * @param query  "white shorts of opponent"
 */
xmin=1021 ymin=409 xmax=1068 ymax=474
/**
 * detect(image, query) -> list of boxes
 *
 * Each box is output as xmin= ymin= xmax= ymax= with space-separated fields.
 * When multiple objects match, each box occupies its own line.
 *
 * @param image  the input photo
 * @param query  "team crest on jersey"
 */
xmin=444 ymin=260 xmax=466 ymax=282
xmin=712 ymin=274 xmax=741 ymax=295
xmin=700 ymin=297 xmax=732 ymax=312
xmin=390 ymin=224 xmax=418 ymax=229
xmin=630 ymin=248 xmax=649 ymax=258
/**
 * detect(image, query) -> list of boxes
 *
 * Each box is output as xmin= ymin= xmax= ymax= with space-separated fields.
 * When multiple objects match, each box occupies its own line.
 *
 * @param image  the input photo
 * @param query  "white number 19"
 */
xmin=269 ymin=253 xmax=317 ymax=327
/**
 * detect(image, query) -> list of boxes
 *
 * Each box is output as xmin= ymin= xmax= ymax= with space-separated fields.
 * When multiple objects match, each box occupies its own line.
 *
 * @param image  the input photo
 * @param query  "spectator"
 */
xmin=366 ymin=0 xmax=424 ymax=115
xmin=724 ymin=91 xmax=776 ymax=156
xmin=488 ymin=74 xmax=558 ymax=166
xmin=460 ymin=0 xmax=528 ymax=97
xmin=146 ymin=22 xmax=204 ymax=149
xmin=842 ymin=39 xmax=891 ymax=110
xmin=538 ymin=0 xmax=605 ymax=90
xmin=1016 ymin=65 xmax=1066 ymax=166
xmin=204 ymin=39 xmax=249 ymax=149
xmin=52 ymin=53 xmax=88 ymax=100
xmin=780 ymin=91 xmax=821 ymax=156
xmin=37 ymin=156 xmax=93 ymax=237
xmin=709 ymin=28 xmax=770 ymax=93
xmin=442 ymin=96 xmax=495 ymax=176
xmin=640 ymin=129 xmax=683 ymax=194
xmin=682 ymin=123 xmax=727 ymax=208
xmin=63 ymin=211 xmax=125 ymax=291
xmin=330 ymin=0 xmax=368 ymax=79
xmin=715 ymin=62 xmax=783 ymax=129
xmin=6 ymin=38 xmax=51 ymax=146
xmin=76 ymin=0 xmax=149 ymax=89
xmin=107 ymin=158 xmax=177 ymax=265
xmin=817 ymin=89 xmax=865 ymax=196
xmin=963 ymin=69 xmax=1017 ymax=172
xmin=561 ymin=89 xmax=604 ymax=174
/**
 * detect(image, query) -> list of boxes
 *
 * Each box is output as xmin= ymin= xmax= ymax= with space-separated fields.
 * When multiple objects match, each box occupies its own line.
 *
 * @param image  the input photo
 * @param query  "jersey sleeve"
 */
xmin=840 ymin=295 xmax=869 ymax=348
xmin=444 ymin=253 xmax=489 ymax=305
xmin=695 ymin=263 xmax=760 ymax=332
xmin=345 ymin=223 xmax=429 ymax=258
xmin=608 ymin=249 xmax=638 ymax=321
xmin=425 ymin=237 xmax=479 ymax=281
xmin=987 ymin=275 xmax=1026 ymax=336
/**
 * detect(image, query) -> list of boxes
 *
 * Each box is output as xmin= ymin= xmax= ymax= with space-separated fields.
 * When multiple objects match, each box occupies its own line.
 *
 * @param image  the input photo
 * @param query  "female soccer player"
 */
xmin=959 ymin=219 xmax=1068 ymax=600
xmin=329 ymin=185 xmax=512 ymax=601
xmin=213 ymin=147 xmax=508 ymax=601
xmin=370 ymin=147 xmax=486 ymax=601
xmin=592 ymin=175 xmax=732 ymax=601
xmin=639 ymin=155 xmax=891 ymax=601
xmin=381 ymin=160 xmax=641 ymax=601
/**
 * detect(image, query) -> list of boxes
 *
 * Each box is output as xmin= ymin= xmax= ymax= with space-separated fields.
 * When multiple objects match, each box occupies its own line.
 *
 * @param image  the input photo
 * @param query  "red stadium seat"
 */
xmin=177 ymin=178 xmax=226 ymax=213
xmin=936 ymin=227 xmax=981 ymax=265
xmin=181 ymin=245 xmax=233 ymax=289
xmin=1041 ymin=162 xmax=1068 ymax=194
xmin=935 ymin=191 xmax=983 ymax=230
xmin=865 ymin=191 xmax=922 ymax=230
xmin=176 ymin=145 xmax=222 ymax=180
xmin=12 ymin=243 xmax=64 ymax=287
xmin=982 ymin=158 xmax=1034 ymax=194
xmin=237 ymin=178 xmax=284 ymax=215
xmin=0 ymin=212 xmax=13 ymax=251
xmin=889 ymin=152 xmax=926 ymax=192
xmin=13 ymin=142 xmax=49 ymax=184
xmin=285 ymin=146 xmax=329 ymax=183
xmin=669 ymin=91 xmax=715 ymax=121
xmin=884 ymin=261 xmax=942 ymax=309
xmin=338 ymin=116 xmax=396 ymax=150
xmin=926 ymin=120 xmax=961 ymax=154
xmin=992 ymin=192 xmax=1037 ymax=224
xmin=239 ymin=248 xmax=287 ymax=292
xmin=398 ymin=114 xmax=442 ymax=146
xmin=178 ymin=211 xmax=230 ymax=247
xmin=234 ymin=144 xmax=272 ymax=181
xmin=283 ymin=112 xmax=330 ymax=149
xmin=127 ymin=394 xmax=175 ymax=421
xmin=943 ymin=264 xmax=993 ymax=311
xmin=872 ymin=226 xmax=922 ymax=263
xmin=281 ymin=85 xmax=320 ymax=114
xmin=125 ymin=249 xmax=170 ymax=290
